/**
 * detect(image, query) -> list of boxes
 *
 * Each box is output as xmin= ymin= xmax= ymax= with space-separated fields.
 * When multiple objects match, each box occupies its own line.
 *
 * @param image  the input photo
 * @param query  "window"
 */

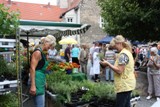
xmin=2 ymin=42 xmax=9 ymax=45
xmin=99 ymin=16 xmax=105 ymax=28
xmin=66 ymin=17 xmax=73 ymax=23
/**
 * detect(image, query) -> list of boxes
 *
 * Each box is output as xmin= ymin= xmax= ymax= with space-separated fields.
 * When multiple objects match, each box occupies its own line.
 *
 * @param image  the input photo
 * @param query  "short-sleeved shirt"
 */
xmin=105 ymin=50 xmax=116 ymax=63
xmin=118 ymin=53 xmax=129 ymax=65
xmin=64 ymin=47 xmax=70 ymax=62
xmin=71 ymin=47 xmax=80 ymax=58
xmin=114 ymin=48 xmax=136 ymax=93
xmin=48 ymin=49 xmax=57 ymax=58
xmin=147 ymin=55 xmax=160 ymax=74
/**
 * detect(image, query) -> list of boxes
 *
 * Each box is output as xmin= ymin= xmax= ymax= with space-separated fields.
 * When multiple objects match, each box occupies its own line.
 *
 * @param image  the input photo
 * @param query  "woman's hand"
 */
xmin=100 ymin=59 xmax=109 ymax=67
xmin=30 ymin=85 xmax=36 ymax=95
xmin=150 ymin=56 xmax=154 ymax=62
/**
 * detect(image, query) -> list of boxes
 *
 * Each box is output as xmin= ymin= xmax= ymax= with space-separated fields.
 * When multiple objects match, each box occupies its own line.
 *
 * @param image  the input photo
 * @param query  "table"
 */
xmin=70 ymin=73 xmax=87 ymax=81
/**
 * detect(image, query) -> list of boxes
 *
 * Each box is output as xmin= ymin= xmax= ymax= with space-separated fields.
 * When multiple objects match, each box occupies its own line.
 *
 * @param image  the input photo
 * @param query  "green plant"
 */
xmin=46 ymin=69 xmax=72 ymax=85
xmin=49 ymin=81 xmax=80 ymax=103
xmin=81 ymin=82 xmax=116 ymax=102
xmin=0 ymin=55 xmax=9 ymax=75
xmin=132 ymin=90 xmax=140 ymax=97
xmin=46 ymin=68 xmax=117 ymax=104
xmin=0 ymin=93 xmax=18 ymax=107
xmin=0 ymin=4 xmax=19 ymax=37
xmin=6 ymin=62 xmax=17 ymax=79
xmin=79 ymin=80 xmax=95 ymax=101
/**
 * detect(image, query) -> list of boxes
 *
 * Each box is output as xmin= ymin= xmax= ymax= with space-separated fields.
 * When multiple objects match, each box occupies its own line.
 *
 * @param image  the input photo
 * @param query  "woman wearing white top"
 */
xmin=146 ymin=47 xmax=160 ymax=100
xmin=48 ymin=45 xmax=57 ymax=59
xmin=92 ymin=47 xmax=100 ymax=82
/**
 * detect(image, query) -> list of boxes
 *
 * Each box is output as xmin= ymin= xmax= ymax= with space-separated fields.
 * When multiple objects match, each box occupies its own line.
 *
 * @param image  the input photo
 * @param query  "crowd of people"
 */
xmin=24 ymin=34 xmax=160 ymax=107
xmin=61 ymin=41 xmax=115 ymax=82
xmin=62 ymin=35 xmax=160 ymax=106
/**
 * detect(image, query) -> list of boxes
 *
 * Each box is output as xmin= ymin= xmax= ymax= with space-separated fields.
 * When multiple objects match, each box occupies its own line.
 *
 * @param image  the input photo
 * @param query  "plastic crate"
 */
xmin=0 ymin=80 xmax=18 ymax=94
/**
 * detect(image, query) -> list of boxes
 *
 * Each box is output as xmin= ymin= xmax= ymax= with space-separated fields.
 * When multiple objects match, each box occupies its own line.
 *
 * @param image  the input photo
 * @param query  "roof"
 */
xmin=0 ymin=0 xmax=81 ymax=21
xmin=60 ymin=0 xmax=82 ymax=18
xmin=19 ymin=20 xmax=91 ymax=37
xmin=97 ymin=36 xmax=114 ymax=44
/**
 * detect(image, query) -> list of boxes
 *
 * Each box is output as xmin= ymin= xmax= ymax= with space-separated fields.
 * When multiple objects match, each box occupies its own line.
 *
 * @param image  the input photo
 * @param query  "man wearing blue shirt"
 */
xmin=71 ymin=45 xmax=80 ymax=65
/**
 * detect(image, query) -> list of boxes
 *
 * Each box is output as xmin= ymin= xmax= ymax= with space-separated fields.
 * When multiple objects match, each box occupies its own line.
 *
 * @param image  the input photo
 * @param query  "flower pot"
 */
xmin=0 ymin=75 xmax=5 ymax=82
xmin=72 ymin=68 xmax=78 ymax=73
xmin=66 ymin=69 xmax=72 ymax=74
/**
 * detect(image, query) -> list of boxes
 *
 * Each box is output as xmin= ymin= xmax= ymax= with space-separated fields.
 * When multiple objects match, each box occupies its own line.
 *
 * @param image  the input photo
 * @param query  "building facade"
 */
xmin=60 ymin=0 xmax=107 ymax=44
xmin=1 ymin=0 xmax=106 ymax=44
xmin=79 ymin=0 xmax=106 ymax=44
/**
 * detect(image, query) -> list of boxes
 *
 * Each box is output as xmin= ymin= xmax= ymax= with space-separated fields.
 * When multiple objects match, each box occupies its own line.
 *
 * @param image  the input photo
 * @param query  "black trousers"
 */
xmin=115 ymin=91 xmax=132 ymax=107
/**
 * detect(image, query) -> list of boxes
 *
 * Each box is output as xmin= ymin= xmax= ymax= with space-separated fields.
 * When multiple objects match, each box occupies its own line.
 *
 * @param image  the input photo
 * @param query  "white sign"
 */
xmin=0 ymin=39 xmax=16 ymax=48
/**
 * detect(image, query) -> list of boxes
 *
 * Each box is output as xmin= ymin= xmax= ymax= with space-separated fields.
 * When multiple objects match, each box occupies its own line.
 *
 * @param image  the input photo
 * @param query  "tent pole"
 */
xmin=16 ymin=28 xmax=23 ymax=107
xmin=27 ymin=32 xmax=29 ymax=69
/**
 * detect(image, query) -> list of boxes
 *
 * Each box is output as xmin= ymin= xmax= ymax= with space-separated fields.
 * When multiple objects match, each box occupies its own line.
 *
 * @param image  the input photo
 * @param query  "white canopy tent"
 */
xmin=19 ymin=20 xmax=91 ymax=37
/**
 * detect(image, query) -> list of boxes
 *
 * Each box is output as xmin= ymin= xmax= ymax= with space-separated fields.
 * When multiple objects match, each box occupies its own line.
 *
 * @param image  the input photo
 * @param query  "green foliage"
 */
xmin=6 ymin=62 xmax=17 ymax=77
xmin=47 ymin=70 xmax=117 ymax=103
xmin=93 ymin=82 xmax=115 ymax=100
xmin=0 ymin=55 xmax=9 ymax=75
xmin=98 ymin=0 xmax=160 ymax=42
xmin=0 ymin=93 xmax=18 ymax=107
xmin=46 ymin=69 xmax=72 ymax=85
xmin=55 ymin=36 xmax=62 ymax=51
xmin=0 ymin=55 xmax=17 ymax=79
xmin=81 ymin=82 xmax=116 ymax=101
xmin=21 ymin=56 xmax=29 ymax=70
xmin=132 ymin=89 xmax=140 ymax=97
xmin=0 ymin=4 xmax=20 ymax=37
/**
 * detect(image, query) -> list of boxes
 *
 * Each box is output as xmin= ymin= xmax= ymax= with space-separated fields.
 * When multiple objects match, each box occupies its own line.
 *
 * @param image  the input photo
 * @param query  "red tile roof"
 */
xmin=0 ymin=0 xmax=81 ymax=22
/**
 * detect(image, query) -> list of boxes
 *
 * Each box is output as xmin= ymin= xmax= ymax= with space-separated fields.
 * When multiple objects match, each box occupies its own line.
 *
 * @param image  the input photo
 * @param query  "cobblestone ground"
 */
xmin=136 ymin=96 xmax=156 ymax=107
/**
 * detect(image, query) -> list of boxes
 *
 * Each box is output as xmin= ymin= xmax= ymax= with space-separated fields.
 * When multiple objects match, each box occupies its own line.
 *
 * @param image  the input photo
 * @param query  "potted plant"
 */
xmin=5 ymin=62 xmax=17 ymax=80
xmin=0 ymin=55 xmax=9 ymax=81
xmin=0 ymin=93 xmax=18 ymax=107
xmin=0 ymin=54 xmax=18 ymax=81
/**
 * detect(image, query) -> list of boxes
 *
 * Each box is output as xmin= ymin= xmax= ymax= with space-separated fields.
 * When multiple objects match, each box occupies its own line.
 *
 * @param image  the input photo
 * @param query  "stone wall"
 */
xmin=136 ymin=71 xmax=148 ymax=96
xmin=80 ymin=0 xmax=106 ymax=44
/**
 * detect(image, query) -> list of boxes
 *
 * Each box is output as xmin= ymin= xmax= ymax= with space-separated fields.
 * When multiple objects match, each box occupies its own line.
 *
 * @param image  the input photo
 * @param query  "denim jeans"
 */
xmin=34 ymin=94 xmax=45 ymax=107
xmin=106 ymin=61 xmax=114 ymax=81
xmin=115 ymin=91 xmax=131 ymax=107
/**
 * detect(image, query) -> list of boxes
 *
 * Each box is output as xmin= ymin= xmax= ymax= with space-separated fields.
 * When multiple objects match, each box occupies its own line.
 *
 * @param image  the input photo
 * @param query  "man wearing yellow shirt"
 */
xmin=100 ymin=35 xmax=136 ymax=107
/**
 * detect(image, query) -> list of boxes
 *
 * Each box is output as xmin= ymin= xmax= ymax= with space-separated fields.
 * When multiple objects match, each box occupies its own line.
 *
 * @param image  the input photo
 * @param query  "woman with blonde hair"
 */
xmin=100 ymin=35 xmax=136 ymax=107
xmin=30 ymin=35 xmax=56 ymax=107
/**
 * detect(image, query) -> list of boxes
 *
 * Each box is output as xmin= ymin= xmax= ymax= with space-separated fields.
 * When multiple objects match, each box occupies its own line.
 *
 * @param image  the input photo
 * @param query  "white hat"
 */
xmin=150 ymin=47 xmax=158 ymax=54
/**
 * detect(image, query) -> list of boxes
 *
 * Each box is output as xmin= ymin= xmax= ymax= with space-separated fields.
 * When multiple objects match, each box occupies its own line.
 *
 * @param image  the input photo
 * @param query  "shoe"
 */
xmin=146 ymin=96 xmax=152 ymax=100
xmin=95 ymin=79 xmax=100 ymax=82
xmin=157 ymin=97 xmax=160 ymax=101
xmin=91 ymin=76 xmax=95 ymax=80
xmin=111 ymin=80 xmax=114 ymax=82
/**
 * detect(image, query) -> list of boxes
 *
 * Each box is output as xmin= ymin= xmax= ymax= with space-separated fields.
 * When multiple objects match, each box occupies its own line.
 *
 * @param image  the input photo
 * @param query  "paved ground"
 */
xmin=136 ymin=96 xmax=156 ymax=107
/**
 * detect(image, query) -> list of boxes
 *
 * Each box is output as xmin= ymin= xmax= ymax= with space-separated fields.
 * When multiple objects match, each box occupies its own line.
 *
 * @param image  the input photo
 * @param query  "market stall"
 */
xmin=16 ymin=20 xmax=91 ymax=107
xmin=19 ymin=20 xmax=91 ymax=37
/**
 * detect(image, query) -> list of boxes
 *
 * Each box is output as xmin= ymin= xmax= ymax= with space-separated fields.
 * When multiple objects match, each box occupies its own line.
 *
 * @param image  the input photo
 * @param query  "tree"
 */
xmin=98 ymin=0 xmax=160 ymax=42
xmin=0 ymin=4 xmax=19 ymax=38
